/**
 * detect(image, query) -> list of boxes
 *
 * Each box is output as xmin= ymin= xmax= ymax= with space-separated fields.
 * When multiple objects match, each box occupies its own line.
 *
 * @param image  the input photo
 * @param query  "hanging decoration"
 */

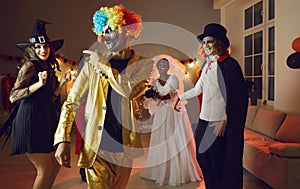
xmin=0 ymin=53 xmax=79 ymax=67
xmin=180 ymin=58 xmax=194 ymax=65
xmin=55 ymin=54 xmax=79 ymax=67
xmin=286 ymin=36 xmax=300 ymax=69
xmin=0 ymin=54 xmax=23 ymax=62
xmin=292 ymin=37 xmax=300 ymax=52
xmin=2 ymin=53 xmax=200 ymax=77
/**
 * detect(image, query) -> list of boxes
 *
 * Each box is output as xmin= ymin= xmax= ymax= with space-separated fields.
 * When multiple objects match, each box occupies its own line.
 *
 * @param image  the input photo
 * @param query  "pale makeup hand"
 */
xmin=209 ymin=120 xmax=227 ymax=137
xmin=83 ymin=49 xmax=113 ymax=77
xmin=82 ymin=50 xmax=112 ymax=65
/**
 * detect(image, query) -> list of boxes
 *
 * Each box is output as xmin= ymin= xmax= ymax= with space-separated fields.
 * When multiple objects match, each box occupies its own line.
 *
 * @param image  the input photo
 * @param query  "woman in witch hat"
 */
xmin=9 ymin=20 xmax=71 ymax=189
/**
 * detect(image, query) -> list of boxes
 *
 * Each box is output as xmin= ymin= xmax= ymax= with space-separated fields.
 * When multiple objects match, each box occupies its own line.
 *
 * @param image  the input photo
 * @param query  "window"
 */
xmin=244 ymin=0 xmax=275 ymax=104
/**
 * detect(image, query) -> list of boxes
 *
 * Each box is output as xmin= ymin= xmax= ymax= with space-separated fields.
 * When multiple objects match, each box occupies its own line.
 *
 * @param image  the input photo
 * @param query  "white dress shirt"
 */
xmin=179 ymin=55 xmax=227 ymax=122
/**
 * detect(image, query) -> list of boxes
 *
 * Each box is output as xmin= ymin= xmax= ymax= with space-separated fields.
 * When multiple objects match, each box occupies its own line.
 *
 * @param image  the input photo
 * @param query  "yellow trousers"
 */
xmin=86 ymin=151 xmax=133 ymax=189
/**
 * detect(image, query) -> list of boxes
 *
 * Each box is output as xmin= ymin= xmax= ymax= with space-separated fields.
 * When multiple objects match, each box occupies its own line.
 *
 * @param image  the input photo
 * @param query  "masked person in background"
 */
xmin=174 ymin=23 xmax=248 ymax=189
xmin=139 ymin=55 xmax=202 ymax=186
xmin=8 ymin=20 xmax=71 ymax=189
xmin=54 ymin=4 xmax=153 ymax=189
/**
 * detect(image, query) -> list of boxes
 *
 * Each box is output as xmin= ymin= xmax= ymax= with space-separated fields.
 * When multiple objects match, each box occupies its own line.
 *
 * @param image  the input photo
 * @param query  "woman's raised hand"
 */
xmin=38 ymin=71 xmax=47 ymax=87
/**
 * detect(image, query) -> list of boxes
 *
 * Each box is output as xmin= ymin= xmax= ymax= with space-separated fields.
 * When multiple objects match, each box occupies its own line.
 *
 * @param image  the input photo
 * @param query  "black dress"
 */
xmin=10 ymin=61 xmax=59 ymax=155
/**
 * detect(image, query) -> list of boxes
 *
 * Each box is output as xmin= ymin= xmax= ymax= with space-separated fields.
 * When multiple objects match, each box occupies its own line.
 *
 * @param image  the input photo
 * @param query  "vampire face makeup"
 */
xmin=202 ymin=36 xmax=215 ymax=56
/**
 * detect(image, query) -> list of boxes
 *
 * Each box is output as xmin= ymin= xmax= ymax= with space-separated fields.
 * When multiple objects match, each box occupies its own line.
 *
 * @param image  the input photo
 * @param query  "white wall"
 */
xmin=275 ymin=0 xmax=300 ymax=115
xmin=219 ymin=0 xmax=300 ymax=115
xmin=220 ymin=1 xmax=244 ymax=65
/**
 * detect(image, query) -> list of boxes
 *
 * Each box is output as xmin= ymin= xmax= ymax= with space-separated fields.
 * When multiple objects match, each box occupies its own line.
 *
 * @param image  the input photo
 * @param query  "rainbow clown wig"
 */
xmin=92 ymin=4 xmax=142 ymax=39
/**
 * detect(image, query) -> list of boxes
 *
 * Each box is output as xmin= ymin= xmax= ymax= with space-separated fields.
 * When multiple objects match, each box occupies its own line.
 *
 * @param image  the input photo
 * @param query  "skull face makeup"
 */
xmin=101 ymin=25 xmax=127 ymax=52
xmin=202 ymin=36 xmax=215 ymax=56
xmin=157 ymin=58 xmax=170 ymax=75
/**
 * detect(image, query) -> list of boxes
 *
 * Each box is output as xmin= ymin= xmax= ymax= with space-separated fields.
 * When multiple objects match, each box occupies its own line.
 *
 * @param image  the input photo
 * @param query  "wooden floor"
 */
xmin=0 ymin=131 xmax=273 ymax=189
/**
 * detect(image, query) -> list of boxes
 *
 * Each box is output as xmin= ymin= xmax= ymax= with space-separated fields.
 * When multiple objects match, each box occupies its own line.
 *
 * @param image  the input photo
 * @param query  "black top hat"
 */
xmin=197 ymin=23 xmax=230 ymax=48
xmin=16 ymin=20 xmax=64 ymax=51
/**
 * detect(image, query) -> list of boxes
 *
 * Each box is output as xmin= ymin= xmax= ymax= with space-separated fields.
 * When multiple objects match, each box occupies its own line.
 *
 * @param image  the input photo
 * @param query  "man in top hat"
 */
xmin=174 ymin=23 xmax=248 ymax=189
xmin=54 ymin=4 xmax=153 ymax=189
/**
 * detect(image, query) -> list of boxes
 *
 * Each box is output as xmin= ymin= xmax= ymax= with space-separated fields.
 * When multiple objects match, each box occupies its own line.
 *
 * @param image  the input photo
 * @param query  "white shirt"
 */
xmin=179 ymin=55 xmax=227 ymax=121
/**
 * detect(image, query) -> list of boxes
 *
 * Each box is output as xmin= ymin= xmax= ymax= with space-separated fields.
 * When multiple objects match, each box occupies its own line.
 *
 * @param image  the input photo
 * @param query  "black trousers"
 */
xmin=195 ymin=119 xmax=226 ymax=189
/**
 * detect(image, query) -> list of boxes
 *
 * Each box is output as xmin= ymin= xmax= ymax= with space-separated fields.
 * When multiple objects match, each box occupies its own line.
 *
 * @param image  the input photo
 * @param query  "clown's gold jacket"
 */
xmin=54 ymin=51 xmax=153 ymax=168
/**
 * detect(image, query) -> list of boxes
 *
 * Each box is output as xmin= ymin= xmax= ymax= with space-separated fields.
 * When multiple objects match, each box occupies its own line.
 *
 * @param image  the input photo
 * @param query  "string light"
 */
xmin=0 ymin=53 xmax=79 ymax=67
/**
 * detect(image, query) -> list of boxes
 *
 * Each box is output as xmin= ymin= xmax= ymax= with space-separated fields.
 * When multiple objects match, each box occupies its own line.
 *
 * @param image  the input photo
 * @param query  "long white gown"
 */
xmin=139 ymin=74 xmax=202 ymax=186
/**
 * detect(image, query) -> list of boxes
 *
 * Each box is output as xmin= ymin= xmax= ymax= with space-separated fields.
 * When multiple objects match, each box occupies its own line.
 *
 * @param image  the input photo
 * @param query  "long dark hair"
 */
xmin=212 ymin=38 xmax=229 ymax=56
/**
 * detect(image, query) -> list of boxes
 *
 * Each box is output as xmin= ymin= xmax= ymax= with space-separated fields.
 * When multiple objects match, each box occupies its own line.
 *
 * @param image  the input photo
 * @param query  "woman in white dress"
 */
xmin=139 ymin=55 xmax=202 ymax=186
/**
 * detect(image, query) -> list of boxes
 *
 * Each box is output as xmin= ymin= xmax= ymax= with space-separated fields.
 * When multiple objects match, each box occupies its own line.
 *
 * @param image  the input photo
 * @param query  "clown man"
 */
xmin=54 ymin=4 xmax=154 ymax=189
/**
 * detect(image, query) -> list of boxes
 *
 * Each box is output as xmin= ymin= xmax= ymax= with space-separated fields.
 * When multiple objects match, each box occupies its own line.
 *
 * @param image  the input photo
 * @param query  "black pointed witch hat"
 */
xmin=16 ymin=20 xmax=64 ymax=51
